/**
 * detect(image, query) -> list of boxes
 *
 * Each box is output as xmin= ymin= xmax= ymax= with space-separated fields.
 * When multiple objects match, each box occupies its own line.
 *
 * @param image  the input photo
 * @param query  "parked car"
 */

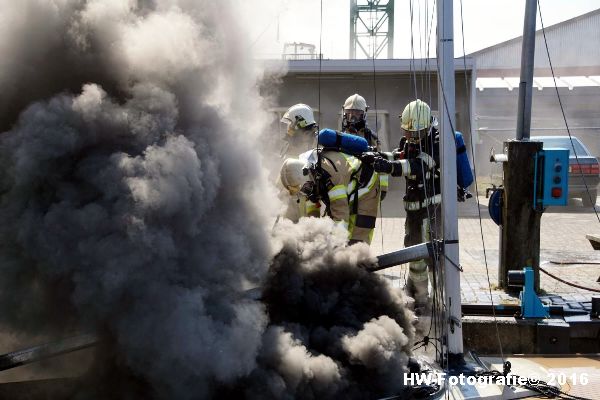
xmin=532 ymin=136 xmax=599 ymax=207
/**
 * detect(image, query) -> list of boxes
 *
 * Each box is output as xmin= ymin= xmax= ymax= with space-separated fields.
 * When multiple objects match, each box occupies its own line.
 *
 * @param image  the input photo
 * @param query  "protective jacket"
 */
xmin=318 ymin=150 xmax=381 ymax=244
xmin=280 ymin=191 xmax=320 ymax=222
xmin=342 ymin=126 xmax=388 ymax=199
xmin=391 ymin=128 xmax=440 ymax=211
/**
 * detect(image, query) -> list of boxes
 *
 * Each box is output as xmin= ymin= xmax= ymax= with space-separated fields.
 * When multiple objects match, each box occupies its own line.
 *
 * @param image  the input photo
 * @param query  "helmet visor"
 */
xmin=344 ymin=109 xmax=364 ymax=122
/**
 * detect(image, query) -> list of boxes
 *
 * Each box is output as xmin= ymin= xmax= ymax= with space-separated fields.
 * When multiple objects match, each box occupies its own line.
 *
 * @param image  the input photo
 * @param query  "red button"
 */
xmin=551 ymin=187 xmax=562 ymax=198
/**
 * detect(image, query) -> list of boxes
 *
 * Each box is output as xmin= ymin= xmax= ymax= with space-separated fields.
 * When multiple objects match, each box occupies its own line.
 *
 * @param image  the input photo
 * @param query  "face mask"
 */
xmin=346 ymin=118 xmax=365 ymax=132
xmin=344 ymin=112 xmax=365 ymax=132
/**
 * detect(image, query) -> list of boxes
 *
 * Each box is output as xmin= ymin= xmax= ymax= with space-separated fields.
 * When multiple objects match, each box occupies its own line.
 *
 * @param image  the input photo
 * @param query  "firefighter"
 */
xmin=342 ymin=94 xmax=388 ymax=200
xmin=341 ymin=94 xmax=379 ymax=148
xmin=277 ymin=104 xmax=320 ymax=222
xmin=372 ymin=99 xmax=440 ymax=310
xmin=303 ymin=130 xmax=381 ymax=245
xmin=279 ymin=103 xmax=318 ymax=158
xmin=278 ymin=158 xmax=320 ymax=222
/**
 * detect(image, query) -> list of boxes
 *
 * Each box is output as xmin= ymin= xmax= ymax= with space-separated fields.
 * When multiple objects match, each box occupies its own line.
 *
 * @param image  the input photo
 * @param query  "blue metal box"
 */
xmin=535 ymin=148 xmax=569 ymax=207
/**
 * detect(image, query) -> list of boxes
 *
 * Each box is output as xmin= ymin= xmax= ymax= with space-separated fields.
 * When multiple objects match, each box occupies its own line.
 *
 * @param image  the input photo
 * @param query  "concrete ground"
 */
xmin=372 ymin=189 xmax=600 ymax=305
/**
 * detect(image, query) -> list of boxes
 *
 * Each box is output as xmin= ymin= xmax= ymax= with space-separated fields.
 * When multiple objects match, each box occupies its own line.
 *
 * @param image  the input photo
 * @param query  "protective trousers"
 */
xmin=404 ymin=204 xmax=441 ymax=306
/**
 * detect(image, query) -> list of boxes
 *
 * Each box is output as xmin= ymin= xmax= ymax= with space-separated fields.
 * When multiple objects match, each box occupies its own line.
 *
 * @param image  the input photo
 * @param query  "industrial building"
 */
xmin=471 ymin=8 xmax=600 ymax=177
xmin=270 ymin=7 xmax=600 ymax=185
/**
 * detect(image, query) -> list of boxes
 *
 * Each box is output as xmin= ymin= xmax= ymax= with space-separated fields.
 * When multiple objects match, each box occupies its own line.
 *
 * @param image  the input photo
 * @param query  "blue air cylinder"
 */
xmin=318 ymin=129 xmax=369 ymax=155
xmin=455 ymin=131 xmax=474 ymax=189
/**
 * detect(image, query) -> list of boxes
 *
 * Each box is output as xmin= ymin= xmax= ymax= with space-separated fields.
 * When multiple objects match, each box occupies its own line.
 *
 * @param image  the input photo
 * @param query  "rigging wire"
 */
xmin=422 ymin=1 xmax=445 ymax=366
xmin=368 ymin=0 xmax=386 ymax=256
xmin=317 ymin=0 xmax=323 ymax=130
xmin=537 ymin=0 xmax=600 ymax=222
xmin=409 ymin=0 xmax=446 ymax=367
xmin=426 ymin=0 xmax=455 ymax=376
xmin=428 ymin=2 xmax=447 ymax=370
xmin=458 ymin=0 xmax=506 ymax=364
xmin=539 ymin=265 xmax=600 ymax=293
xmin=315 ymin=0 xmax=323 ymax=174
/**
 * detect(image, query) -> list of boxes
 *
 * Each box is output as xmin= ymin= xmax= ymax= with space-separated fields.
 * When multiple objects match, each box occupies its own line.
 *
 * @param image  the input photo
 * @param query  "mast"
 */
xmin=516 ymin=0 xmax=537 ymax=141
xmin=437 ymin=0 xmax=463 ymax=358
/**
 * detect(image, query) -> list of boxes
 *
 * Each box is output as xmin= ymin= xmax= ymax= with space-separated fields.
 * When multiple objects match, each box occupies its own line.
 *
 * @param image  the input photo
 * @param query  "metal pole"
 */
xmin=516 ymin=0 xmax=537 ymax=140
xmin=437 ymin=0 xmax=463 ymax=357
xmin=373 ymin=243 xmax=433 ymax=272
xmin=387 ymin=0 xmax=394 ymax=58
xmin=0 ymin=334 xmax=98 ymax=371
xmin=349 ymin=0 xmax=357 ymax=59
xmin=500 ymin=0 xmax=542 ymax=290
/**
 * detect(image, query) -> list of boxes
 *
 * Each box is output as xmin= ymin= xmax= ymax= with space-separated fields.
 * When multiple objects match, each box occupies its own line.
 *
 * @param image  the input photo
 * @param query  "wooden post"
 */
xmin=500 ymin=140 xmax=543 ymax=291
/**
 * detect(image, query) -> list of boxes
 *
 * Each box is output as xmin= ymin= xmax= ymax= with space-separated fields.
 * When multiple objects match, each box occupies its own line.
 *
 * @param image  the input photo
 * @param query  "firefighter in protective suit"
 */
xmin=342 ymin=94 xmax=380 ymax=149
xmin=342 ymin=94 xmax=389 ymax=201
xmin=304 ymin=137 xmax=381 ymax=245
xmin=372 ymin=99 xmax=441 ymax=309
xmin=277 ymin=104 xmax=320 ymax=222
xmin=280 ymin=104 xmax=318 ymax=158
xmin=278 ymin=158 xmax=320 ymax=222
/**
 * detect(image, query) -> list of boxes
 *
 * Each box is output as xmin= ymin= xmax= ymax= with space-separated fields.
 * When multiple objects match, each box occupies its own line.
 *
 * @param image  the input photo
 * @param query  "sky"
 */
xmin=242 ymin=0 xmax=600 ymax=59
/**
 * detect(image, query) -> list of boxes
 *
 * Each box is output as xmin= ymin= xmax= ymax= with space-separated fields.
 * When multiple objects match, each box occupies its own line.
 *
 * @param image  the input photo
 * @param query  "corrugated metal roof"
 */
xmin=469 ymin=8 xmax=600 ymax=70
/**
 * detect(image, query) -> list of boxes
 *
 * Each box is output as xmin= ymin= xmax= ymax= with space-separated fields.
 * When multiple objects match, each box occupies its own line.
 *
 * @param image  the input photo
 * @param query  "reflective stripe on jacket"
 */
xmin=320 ymin=150 xmax=380 ymax=244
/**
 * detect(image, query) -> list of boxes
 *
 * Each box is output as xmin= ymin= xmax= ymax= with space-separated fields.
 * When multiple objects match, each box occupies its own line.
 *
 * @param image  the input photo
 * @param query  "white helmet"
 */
xmin=343 ymin=94 xmax=368 ymax=112
xmin=400 ymin=99 xmax=431 ymax=132
xmin=279 ymin=158 xmax=307 ymax=194
xmin=281 ymin=104 xmax=316 ymax=131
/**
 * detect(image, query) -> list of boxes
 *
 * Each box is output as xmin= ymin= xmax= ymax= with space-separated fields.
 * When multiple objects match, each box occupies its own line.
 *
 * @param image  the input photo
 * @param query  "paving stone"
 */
xmin=372 ymin=195 xmax=600 ymax=305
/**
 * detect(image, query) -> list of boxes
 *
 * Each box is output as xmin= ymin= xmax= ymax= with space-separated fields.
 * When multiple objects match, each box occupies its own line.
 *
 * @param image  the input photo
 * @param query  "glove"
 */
xmin=300 ymin=181 xmax=320 ymax=203
xmin=392 ymin=149 xmax=405 ymax=160
xmin=416 ymin=152 xmax=435 ymax=170
xmin=360 ymin=151 xmax=378 ymax=165
xmin=373 ymin=157 xmax=393 ymax=174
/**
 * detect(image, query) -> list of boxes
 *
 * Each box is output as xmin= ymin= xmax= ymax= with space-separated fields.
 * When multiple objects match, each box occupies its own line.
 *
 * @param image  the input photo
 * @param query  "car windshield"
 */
xmin=532 ymin=137 xmax=589 ymax=156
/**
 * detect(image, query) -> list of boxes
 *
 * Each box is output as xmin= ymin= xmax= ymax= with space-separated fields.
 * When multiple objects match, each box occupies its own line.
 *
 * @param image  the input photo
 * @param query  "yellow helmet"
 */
xmin=400 ymin=99 xmax=431 ymax=132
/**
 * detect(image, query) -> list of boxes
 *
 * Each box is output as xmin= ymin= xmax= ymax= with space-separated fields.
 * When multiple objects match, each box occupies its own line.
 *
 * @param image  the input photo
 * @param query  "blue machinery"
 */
xmin=488 ymin=147 xmax=569 ymax=225
xmin=533 ymin=148 xmax=569 ymax=209
xmin=508 ymin=267 xmax=550 ymax=318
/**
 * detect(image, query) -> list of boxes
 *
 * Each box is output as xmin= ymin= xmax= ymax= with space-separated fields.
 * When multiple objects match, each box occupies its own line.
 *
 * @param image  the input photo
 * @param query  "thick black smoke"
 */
xmin=244 ymin=219 xmax=416 ymax=399
xmin=0 ymin=0 xmax=275 ymax=398
xmin=0 ymin=1 xmax=415 ymax=398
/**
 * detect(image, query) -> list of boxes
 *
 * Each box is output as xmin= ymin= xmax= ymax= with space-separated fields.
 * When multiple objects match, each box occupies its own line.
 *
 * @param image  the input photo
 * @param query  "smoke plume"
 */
xmin=0 ymin=1 xmax=415 ymax=399
xmin=245 ymin=219 xmax=415 ymax=399
xmin=0 ymin=0 xmax=275 ymax=397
